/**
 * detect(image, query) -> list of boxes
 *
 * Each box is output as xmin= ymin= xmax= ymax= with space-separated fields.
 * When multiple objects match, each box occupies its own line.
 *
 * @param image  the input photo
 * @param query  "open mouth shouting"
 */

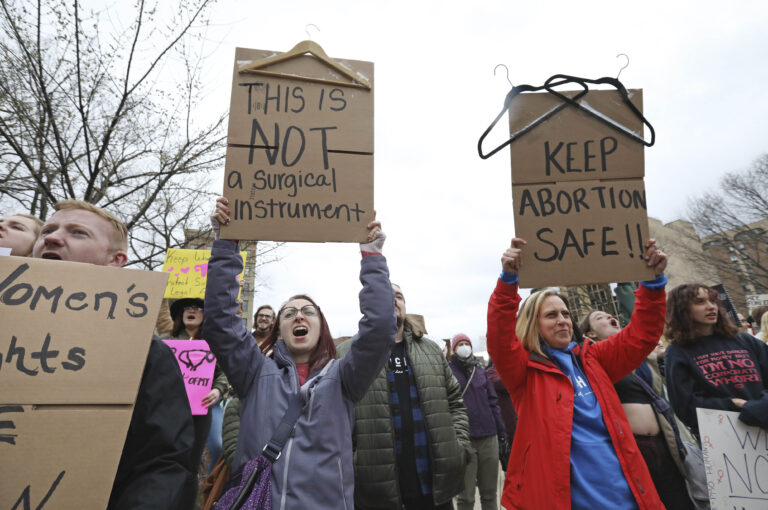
xmin=293 ymin=325 xmax=309 ymax=338
xmin=40 ymin=251 xmax=63 ymax=260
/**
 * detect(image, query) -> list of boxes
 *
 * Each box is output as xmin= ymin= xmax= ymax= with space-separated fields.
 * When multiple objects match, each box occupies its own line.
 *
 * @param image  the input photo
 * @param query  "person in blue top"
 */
xmin=487 ymin=237 xmax=668 ymax=510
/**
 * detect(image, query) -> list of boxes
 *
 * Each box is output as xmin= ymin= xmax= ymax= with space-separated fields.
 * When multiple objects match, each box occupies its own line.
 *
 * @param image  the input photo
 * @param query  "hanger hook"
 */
xmin=493 ymin=64 xmax=513 ymax=87
xmin=616 ymin=53 xmax=629 ymax=80
xmin=305 ymin=24 xmax=320 ymax=40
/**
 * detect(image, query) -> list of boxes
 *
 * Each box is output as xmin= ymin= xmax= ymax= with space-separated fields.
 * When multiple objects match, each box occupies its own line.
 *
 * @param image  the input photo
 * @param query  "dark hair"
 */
xmin=665 ymin=284 xmax=738 ymax=344
xmin=171 ymin=312 xmax=204 ymax=339
xmin=578 ymin=310 xmax=599 ymax=340
xmin=170 ymin=298 xmax=204 ymax=339
xmin=254 ymin=304 xmax=275 ymax=319
xmin=260 ymin=294 xmax=336 ymax=374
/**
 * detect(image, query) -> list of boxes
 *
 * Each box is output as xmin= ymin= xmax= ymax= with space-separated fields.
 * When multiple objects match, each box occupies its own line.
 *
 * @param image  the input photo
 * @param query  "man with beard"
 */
xmin=337 ymin=284 xmax=470 ymax=510
xmin=252 ymin=304 xmax=275 ymax=346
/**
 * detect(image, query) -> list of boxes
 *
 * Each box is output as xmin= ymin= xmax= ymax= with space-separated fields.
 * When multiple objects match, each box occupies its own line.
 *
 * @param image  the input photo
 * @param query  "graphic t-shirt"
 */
xmin=666 ymin=333 xmax=768 ymax=433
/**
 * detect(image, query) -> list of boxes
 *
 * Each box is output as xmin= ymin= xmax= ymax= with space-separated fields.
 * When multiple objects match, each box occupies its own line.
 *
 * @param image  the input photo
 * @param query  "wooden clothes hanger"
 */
xmin=238 ymin=40 xmax=372 ymax=90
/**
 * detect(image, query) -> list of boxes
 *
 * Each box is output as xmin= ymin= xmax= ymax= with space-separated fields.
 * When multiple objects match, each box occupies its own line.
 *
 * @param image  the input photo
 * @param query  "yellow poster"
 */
xmin=161 ymin=248 xmax=246 ymax=300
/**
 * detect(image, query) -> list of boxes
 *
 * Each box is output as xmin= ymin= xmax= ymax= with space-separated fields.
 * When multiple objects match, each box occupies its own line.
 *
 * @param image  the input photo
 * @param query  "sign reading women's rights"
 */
xmin=163 ymin=339 xmax=216 ymax=415
xmin=162 ymin=248 xmax=247 ymax=300
xmin=508 ymin=89 xmax=655 ymax=287
xmin=221 ymin=46 xmax=374 ymax=242
xmin=697 ymin=408 xmax=768 ymax=510
xmin=0 ymin=256 xmax=167 ymax=509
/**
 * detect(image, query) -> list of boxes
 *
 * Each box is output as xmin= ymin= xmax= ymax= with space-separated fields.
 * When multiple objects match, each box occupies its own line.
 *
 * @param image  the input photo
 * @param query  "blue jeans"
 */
xmin=206 ymin=399 xmax=224 ymax=473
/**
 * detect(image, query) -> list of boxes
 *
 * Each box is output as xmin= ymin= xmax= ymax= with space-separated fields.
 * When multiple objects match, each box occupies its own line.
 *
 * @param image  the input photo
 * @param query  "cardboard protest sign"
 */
xmin=0 ymin=256 xmax=168 ymax=403
xmin=1 ymin=405 xmax=132 ymax=509
xmin=0 ymin=255 xmax=167 ymax=508
xmin=162 ymin=248 xmax=247 ymax=300
xmin=164 ymin=339 xmax=216 ymax=415
xmin=697 ymin=408 xmax=768 ymax=509
xmin=746 ymin=293 xmax=768 ymax=313
xmin=513 ymin=179 xmax=653 ymax=286
xmin=507 ymin=89 xmax=654 ymax=287
xmin=222 ymin=46 xmax=374 ymax=242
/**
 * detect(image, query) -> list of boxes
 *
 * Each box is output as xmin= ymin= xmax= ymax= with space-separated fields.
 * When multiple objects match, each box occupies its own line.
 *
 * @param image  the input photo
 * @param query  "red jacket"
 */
xmin=486 ymin=280 xmax=666 ymax=510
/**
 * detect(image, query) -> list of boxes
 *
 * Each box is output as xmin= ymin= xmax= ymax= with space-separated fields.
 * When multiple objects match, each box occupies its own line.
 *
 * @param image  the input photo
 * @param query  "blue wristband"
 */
xmin=500 ymin=271 xmax=519 ymax=285
xmin=640 ymin=273 xmax=667 ymax=290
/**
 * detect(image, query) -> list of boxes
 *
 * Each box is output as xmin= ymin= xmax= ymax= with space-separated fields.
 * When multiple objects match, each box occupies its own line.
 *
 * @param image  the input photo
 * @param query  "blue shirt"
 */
xmin=546 ymin=342 xmax=637 ymax=510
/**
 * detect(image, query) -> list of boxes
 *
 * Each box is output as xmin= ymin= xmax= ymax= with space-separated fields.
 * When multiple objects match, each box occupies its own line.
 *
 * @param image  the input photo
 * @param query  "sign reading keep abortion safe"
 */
xmin=507 ymin=89 xmax=655 ymax=287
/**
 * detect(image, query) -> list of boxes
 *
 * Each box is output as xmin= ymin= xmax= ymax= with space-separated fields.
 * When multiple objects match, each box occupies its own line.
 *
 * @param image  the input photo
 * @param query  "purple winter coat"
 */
xmin=449 ymin=355 xmax=506 ymax=439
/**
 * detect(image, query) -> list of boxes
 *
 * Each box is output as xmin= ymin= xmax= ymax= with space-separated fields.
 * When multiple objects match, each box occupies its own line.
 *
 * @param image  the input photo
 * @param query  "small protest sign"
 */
xmin=746 ymin=294 xmax=768 ymax=313
xmin=221 ymin=46 xmax=374 ymax=243
xmin=0 ymin=255 xmax=167 ymax=508
xmin=163 ymin=339 xmax=216 ymax=415
xmin=507 ymin=88 xmax=654 ymax=288
xmin=697 ymin=408 xmax=768 ymax=510
xmin=162 ymin=248 xmax=247 ymax=300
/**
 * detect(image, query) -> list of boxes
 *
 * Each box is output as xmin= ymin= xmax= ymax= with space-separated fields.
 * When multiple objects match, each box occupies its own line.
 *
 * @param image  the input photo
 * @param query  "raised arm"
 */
xmin=203 ymin=198 xmax=265 ymax=396
xmin=486 ymin=238 xmax=529 ymax=393
xmin=587 ymin=239 xmax=668 ymax=382
xmin=338 ymin=221 xmax=398 ymax=402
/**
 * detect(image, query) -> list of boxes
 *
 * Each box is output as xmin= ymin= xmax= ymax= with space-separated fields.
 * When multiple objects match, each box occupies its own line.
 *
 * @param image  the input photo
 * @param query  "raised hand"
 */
xmin=642 ymin=238 xmax=668 ymax=276
xmin=501 ymin=238 xmax=526 ymax=274
xmin=211 ymin=197 xmax=230 ymax=241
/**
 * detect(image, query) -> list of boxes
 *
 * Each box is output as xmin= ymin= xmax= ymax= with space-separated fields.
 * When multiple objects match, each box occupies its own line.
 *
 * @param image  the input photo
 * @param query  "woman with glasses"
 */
xmin=204 ymin=197 xmax=397 ymax=510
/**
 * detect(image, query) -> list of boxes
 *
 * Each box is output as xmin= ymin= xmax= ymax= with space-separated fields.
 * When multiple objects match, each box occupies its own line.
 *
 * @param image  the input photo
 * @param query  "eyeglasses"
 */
xmin=256 ymin=313 xmax=274 ymax=320
xmin=280 ymin=305 xmax=318 ymax=320
xmin=184 ymin=306 xmax=203 ymax=312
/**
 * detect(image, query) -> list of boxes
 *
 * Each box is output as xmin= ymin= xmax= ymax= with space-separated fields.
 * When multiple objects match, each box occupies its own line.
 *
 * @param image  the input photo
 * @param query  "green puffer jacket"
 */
xmin=221 ymin=396 xmax=241 ymax=469
xmin=336 ymin=323 xmax=470 ymax=509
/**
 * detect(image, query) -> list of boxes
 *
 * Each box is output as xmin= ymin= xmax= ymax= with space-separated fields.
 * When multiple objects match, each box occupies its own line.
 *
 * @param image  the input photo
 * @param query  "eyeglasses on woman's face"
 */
xmin=184 ymin=305 xmax=203 ymax=312
xmin=281 ymin=305 xmax=318 ymax=320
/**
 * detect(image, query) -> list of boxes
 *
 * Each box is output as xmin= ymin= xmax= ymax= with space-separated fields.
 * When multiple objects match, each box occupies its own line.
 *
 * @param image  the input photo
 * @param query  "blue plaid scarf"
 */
xmin=387 ymin=349 xmax=431 ymax=496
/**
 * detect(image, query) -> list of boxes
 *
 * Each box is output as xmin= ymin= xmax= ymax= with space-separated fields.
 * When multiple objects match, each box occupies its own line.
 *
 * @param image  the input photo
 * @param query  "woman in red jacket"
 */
xmin=486 ymin=238 xmax=668 ymax=510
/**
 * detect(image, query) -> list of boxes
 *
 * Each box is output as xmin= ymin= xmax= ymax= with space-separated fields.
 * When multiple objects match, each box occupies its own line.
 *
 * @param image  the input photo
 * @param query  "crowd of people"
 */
xmin=2 ymin=198 xmax=767 ymax=510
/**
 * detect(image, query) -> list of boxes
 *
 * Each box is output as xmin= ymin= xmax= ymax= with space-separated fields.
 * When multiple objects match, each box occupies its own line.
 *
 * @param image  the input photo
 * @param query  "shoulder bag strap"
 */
xmin=230 ymin=362 xmax=336 ymax=510
xmin=631 ymin=372 xmax=688 ymax=458
xmin=460 ymin=365 xmax=477 ymax=398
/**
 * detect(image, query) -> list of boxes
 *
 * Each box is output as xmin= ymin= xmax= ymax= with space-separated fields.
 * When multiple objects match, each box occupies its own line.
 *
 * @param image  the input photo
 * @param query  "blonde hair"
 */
xmin=761 ymin=313 xmax=768 ymax=343
xmin=516 ymin=288 xmax=566 ymax=358
xmin=14 ymin=214 xmax=44 ymax=235
xmin=54 ymin=200 xmax=128 ymax=252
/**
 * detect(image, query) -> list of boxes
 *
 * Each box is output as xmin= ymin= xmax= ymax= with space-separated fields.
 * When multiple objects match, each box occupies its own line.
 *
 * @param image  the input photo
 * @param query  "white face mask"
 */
xmin=456 ymin=344 xmax=472 ymax=359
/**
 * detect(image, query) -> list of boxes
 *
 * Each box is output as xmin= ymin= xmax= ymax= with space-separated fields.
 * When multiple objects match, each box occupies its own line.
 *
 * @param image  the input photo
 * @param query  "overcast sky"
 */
xmin=124 ymin=0 xmax=768 ymax=349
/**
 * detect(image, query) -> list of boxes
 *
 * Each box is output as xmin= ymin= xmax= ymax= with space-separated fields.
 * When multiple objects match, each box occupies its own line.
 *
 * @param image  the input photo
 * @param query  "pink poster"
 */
xmin=163 ymin=339 xmax=216 ymax=415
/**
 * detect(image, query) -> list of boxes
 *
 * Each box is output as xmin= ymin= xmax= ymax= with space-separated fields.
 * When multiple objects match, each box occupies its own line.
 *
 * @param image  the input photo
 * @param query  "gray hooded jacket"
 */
xmin=203 ymin=240 xmax=397 ymax=509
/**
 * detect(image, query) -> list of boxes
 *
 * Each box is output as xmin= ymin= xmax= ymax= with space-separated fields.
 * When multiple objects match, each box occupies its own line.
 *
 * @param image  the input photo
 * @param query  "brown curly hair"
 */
xmin=665 ymin=284 xmax=738 ymax=345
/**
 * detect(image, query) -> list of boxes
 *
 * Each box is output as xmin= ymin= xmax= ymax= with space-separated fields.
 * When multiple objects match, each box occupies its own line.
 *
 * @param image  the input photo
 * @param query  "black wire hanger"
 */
xmin=477 ymin=74 xmax=655 ymax=160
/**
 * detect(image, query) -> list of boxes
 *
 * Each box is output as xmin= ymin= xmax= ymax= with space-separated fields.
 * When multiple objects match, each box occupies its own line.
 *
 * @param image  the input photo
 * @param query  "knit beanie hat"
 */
xmin=451 ymin=333 xmax=472 ymax=352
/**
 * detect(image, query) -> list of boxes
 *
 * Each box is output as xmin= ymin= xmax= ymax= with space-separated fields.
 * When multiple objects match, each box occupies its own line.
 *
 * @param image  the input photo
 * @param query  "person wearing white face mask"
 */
xmin=449 ymin=334 xmax=505 ymax=510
